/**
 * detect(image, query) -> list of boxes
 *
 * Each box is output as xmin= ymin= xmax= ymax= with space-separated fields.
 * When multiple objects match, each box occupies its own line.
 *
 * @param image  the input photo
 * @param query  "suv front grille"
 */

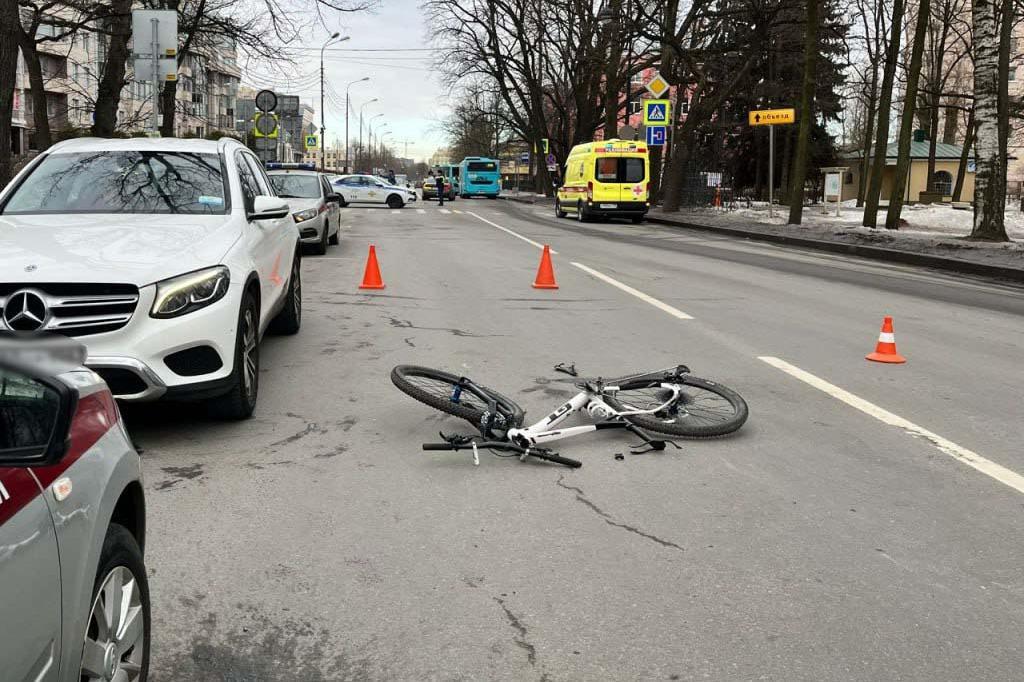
xmin=0 ymin=283 xmax=140 ymax=337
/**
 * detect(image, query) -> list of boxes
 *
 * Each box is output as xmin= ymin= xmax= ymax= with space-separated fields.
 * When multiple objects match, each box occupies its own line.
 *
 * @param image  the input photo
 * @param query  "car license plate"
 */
xmin=600 ymin=203 xmax=616 ymax=209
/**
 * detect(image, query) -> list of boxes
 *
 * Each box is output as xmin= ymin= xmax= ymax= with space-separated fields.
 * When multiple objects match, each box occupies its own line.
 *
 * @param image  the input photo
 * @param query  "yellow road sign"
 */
xmin=645 ymin=72 xmax=670 ymax=99
xmin=643 ymin=99 xmax=671 ymax=126
xmin=748 ymin=108 xmax=795 ymax=126
xmin=253 ymin=112 xmax=279 ymax=139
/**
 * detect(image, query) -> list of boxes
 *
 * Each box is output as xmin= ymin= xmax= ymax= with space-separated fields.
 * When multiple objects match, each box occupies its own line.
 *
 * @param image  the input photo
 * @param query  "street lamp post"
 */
xmin=320 ymin=33 xmax=349 ymax=172
xmin=358 ymin=103 xmax=379 ymax=171
xmin=345 ymin=77 xmax=369 ymax=173
xmin=371 ymin=123 xmax=388 ymax=171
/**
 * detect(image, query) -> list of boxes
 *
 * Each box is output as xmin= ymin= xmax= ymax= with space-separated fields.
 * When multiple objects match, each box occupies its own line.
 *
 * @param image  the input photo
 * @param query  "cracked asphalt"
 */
xmin=125 ymin=200 xmax=1024 ymax=681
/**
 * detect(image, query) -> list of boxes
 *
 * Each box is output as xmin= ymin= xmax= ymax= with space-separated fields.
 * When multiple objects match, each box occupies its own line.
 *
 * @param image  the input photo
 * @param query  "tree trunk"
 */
xmin=885 ymin=0 xmax=929 ymax=230
xmin=786 ymin=0 xmax=820 ymax=225
xmin=952 ymin=108 xmax=974 ymax=202
xmin=779 ymin=125 xmax=792 ymax=202
xmin=18 ymin=37 xmax=52 ymax=150
xmin=0 ymin=0 xmax=20 ymax=186
xmin=159 ymin=81 xmax=178 ymax=136
xmin=969 ymin=0 xmax=1009 ymax=240
xmin=863 ymin=0 xmax=906 ymax=227
xmin=92 ymin=0 xmax=132 ymax=137
xmin=856 ymin=71 xmax=880 ymax=207
xmin=941 ymin=103 xmax=958 ymax=144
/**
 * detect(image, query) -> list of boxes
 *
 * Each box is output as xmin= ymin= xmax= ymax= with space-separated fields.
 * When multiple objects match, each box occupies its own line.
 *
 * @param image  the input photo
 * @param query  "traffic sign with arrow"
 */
xmin=748 ymin=108 xmax=795 ymax=126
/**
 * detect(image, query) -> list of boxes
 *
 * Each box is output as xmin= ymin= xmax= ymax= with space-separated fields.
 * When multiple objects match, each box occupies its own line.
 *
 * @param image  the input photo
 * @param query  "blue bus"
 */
xmin=459 ymin=157 xmax=501 ymax=198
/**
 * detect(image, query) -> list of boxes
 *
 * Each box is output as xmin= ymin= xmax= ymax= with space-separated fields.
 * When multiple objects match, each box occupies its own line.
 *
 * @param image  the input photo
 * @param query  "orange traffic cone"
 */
xmin=533 ymin=245 xmax=558 ymax=289
xmin=359 ymin=244 xmax=385 ymax=290
xmin=866 ymin=316 xmax=906 ymax=363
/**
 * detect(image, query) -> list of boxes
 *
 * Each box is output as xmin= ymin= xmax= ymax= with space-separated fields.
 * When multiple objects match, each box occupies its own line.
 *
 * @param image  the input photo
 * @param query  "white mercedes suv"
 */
xmin=0 ymin=137 xmax=303 ymax=419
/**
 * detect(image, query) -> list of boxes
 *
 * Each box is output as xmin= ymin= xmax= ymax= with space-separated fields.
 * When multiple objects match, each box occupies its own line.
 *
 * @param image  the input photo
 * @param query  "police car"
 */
xmin=266 ymin=163 xmax=341 ymax=255
xmin=331 ymin=174 xmax=417 ymax=209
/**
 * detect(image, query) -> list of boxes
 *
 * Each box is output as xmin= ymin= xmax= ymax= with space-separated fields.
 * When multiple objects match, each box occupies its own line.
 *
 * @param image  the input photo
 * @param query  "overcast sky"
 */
xmin=243 ymin=0 xmax=448 ymax=163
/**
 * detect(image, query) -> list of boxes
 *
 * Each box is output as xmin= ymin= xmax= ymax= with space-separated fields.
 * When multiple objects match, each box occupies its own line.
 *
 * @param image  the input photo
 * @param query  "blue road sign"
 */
xmin=519 ymin=152 xmax=530 ymax=163
xmin=646 ymin=125 xmax=667 ymax=146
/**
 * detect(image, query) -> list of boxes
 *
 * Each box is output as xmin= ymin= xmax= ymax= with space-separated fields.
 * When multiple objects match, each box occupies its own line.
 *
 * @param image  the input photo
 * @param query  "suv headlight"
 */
xmin=151 ymin=266 xmax=230 ymax=318
xmin=292 ymin=207 xmax=318 ymax=223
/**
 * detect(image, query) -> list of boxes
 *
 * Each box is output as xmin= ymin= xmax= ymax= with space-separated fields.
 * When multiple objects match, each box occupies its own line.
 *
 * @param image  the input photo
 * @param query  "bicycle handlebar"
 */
xmin=421 ymin=441 xmax=581 ymax=468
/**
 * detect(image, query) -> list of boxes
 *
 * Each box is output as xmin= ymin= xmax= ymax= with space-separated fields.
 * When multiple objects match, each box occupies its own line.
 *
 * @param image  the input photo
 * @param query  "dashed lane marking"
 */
xmin=466 ymin=212 xmax=558 ymax=254
xmin=570 ymin=262 xmax=692 ymax=320
xmin=416 ymin=209 xmax=426 ymax=214
xmin=439 ymin=209 xmax=452 ymax=214
xmin=759 ymin=356 xmax=1024 ymax=496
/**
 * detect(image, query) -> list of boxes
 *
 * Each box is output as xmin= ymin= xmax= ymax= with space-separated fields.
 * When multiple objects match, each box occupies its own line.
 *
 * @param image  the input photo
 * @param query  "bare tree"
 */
xmin=969 ymin=0 xmax=1012 ymax=240
xmin=862 ymin=0 xmax=906 ymax=227
xmin=884 ymin=0 xmax=930 ymax=229
xmin=787 ymin=0 xmax=822 ymax=225
xmin=0 ymin=0 xmax=21 ymax=186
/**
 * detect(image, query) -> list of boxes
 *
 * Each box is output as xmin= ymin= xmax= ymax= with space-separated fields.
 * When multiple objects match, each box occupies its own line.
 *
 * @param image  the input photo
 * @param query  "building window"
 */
xmin=932 ymin=170 xmax=953 ymax=195
xmin=1010 ymin=68 xmax=1017 ymax=82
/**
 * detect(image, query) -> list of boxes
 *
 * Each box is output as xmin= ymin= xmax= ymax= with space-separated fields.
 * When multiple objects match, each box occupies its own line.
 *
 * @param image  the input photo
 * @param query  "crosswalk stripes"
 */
xmin=439 ymin=209 xmax=451 ymax=214
xmin=416 ymin=209 xmax=426 ymax=214
xmin=453 ymin=209 xmax=463 ymax=214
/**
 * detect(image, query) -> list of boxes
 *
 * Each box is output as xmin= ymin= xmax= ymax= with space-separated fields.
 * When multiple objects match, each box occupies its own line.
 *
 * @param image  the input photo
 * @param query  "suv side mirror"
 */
xmin=326 ymin=193 xmax=341 ymax=204
xmin=249 ymin=195 xmax=290 ymax=221
xmin=0 ymin=362 xmax=74 ymax=467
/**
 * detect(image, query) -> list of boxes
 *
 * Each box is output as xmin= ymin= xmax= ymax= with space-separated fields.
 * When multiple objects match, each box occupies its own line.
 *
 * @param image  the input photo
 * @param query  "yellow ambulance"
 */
xmin=555 ymin=139 xmax=649 ymax=223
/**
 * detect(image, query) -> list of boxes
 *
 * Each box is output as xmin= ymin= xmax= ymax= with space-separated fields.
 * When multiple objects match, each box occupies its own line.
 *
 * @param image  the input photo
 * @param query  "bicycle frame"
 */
xmin=506 ymin=382 xmax=682 ymax=446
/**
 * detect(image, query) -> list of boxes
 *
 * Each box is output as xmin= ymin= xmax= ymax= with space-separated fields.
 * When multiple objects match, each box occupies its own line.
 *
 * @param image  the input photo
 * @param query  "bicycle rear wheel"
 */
xmin=391 ymin=365 xmax=525 ymax=429
xmin=604 ymin=375 xmax=748 ymax=437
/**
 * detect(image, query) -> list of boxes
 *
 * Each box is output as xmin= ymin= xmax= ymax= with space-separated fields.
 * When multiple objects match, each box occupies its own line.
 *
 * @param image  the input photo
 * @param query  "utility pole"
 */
xmin=319 ymin=33 xmax=348 ymax=172
xmin=345 ymin=77 xmax=369 ymax=173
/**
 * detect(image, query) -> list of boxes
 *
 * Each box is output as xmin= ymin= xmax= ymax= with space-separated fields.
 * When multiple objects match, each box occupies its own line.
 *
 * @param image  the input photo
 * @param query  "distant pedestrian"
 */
xmin=436 ymin=174 xmax=445 ymax=207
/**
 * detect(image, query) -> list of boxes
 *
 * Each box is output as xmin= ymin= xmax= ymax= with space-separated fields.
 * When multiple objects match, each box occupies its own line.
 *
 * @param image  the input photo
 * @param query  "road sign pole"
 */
xmin=768 ymin=124 xmax=774 ymax=219
xmin=151 ymin=18 xmax=159 ymax=134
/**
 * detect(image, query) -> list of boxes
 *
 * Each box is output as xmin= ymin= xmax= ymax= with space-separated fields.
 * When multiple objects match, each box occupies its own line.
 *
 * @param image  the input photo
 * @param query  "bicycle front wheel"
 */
xmin=604 ymin=375 xmax=748 ymax=437
xmin=391 ymin=365 xmax=524 ymax=428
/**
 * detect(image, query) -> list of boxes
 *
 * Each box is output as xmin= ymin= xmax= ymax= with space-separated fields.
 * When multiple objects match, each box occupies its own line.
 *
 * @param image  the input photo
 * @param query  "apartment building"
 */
xmin=11 ymin=6 xmax=240 ymax=153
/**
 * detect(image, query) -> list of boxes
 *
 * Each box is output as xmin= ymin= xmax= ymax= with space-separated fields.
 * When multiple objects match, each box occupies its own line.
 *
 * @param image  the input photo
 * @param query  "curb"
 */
xmin=499 ymin=195 xmax=1024 ymax=283
xmin=644 ymin=214 xmax=1024 ymax=283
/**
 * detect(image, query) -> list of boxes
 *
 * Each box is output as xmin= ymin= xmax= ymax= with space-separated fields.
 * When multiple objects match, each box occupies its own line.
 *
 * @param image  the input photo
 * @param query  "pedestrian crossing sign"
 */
xmin=643 ymin=99 xmax=671 ymax=126
xmin=304 ymin=134 xmax=318 ymax=150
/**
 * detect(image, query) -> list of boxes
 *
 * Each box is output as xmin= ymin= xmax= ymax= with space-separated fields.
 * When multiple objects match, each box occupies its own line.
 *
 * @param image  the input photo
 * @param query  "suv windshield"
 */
xmin=269 ymin=174 xmax=322 ymax=199
xmin=1 ymin=151 xmax=228 ymax=215
xmin=595 ymin=157 xmax=645 ymax=183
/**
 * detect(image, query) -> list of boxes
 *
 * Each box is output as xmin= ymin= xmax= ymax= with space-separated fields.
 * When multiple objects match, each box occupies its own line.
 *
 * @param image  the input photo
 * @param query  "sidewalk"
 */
xmin=500 ymin=194 xmax=1024 ymax=282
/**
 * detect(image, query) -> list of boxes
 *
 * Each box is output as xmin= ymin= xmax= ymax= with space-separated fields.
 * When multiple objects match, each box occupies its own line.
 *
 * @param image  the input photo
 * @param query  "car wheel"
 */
xmin=207 ymin=290 xmax=259 ymax=420
xmin=555 ymin=198 xmax=567 ymax=219
xmin=312 ymin=221 xmax=328 ymax=255
xmin=577 ymin=201 xmax=590 ymax=223
xmin=80 ymin=524 xmax=150 ymax=682
xmin=631 ymin=216 xmax=644 ymax=224
xmin=269 ymin=252 xmax=301 ymax=335
xmin=387 ymin=194 xmax=404 ymax=209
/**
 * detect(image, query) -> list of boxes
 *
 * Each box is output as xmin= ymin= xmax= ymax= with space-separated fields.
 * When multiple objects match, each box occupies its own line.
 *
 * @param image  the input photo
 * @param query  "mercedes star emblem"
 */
xmin=3 ymin=290 xmax=48 ymax=332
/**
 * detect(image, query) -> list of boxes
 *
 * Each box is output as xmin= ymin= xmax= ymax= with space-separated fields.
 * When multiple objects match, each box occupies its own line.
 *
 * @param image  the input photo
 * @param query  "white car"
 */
xmin=0 ymin=136 xmax=303 ymax=419
xmin=332 ymin=174 xmax=417 ymax=208
xmin=266 ymin=165 xmax=341 ymax=255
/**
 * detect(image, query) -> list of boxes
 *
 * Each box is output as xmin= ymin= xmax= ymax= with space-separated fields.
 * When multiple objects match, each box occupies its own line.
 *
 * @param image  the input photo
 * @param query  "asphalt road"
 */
xmin=127 ymin=197 xmax=1024 ymax=681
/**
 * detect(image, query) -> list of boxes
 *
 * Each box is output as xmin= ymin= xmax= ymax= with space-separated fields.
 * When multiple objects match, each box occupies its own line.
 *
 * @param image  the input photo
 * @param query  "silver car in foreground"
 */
xmin=266 ymin=164 xmax=341 ymax=255
xmin=0 ymin=342 xmax=149 ymax=681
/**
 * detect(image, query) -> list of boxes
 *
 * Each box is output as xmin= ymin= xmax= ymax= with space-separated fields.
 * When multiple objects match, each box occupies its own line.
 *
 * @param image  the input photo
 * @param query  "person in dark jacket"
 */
xmin=436 ymin=173 xmax=445 ymax=207
xmin=387 ymin=169 xmax=397 ymax=185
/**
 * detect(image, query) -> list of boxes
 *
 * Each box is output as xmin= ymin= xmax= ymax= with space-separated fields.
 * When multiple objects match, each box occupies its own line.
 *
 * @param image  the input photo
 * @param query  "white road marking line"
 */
xmin=466 ymin=211 xmax=558 ymax=254
xmin=758 ymin=356 xmax=1024 ymax=496
xmin=366 ymin=208 xmax=374 ymax=213
xmin=453 ymin=209 xmax=463 ymax=214
xmin=416 ymin=209 xmax=426 ymax=214
xmin=391 ymin=210 xmax=401 ymax=214
xmin=570 ymin=262 xmax=693 ymax=320
xmin=439 ymin=208 xmax=451 ymax=214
